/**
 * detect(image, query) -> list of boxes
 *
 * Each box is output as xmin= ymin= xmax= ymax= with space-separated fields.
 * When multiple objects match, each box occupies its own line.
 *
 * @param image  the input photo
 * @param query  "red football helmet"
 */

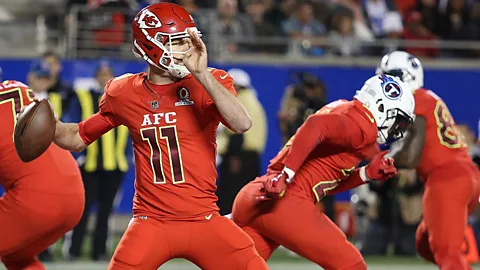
xmin=132 ymin=3 xmax=201 ymax=78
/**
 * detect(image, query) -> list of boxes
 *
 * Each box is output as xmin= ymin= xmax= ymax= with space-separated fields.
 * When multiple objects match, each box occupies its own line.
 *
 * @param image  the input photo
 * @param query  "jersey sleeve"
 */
xmin=78 ymin=90 xmax=119 ymax=145
xmin=282 ymin=113 xmax=363 ymax=172
xmin=4 ymin=80 xmax=35 ymax=106
xmin=349 ymin=107 xmax=378 ymax=150
xmin=23 ymin=87 xmax=36 ymax=105
xmin=413 ymin=90 xmax=434 ymax=117
xmin=202 ymin=69 xmax=237 ymax=123
xmin=327 ymin=169 xmax=365 ymax=196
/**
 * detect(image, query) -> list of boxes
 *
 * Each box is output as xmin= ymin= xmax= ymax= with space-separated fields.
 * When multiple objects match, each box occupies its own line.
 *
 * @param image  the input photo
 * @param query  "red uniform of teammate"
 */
xmin=0 ymin=80 xmax=84 ymax=270
xmin=232 ymin=75 xmax=415 ymax=269
xmin=50 ymin=3 xmax=268 ymax=270
xmin=377 ymin=51 xmax=480 ymax=270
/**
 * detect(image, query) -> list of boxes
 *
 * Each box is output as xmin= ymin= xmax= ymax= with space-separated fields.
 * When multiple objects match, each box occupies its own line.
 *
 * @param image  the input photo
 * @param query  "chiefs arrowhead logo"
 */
xmin=137 ymin=10 xmax=162 ymax=29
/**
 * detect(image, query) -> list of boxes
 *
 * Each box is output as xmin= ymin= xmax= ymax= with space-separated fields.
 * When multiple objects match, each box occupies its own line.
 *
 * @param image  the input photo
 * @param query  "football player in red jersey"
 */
xmin=377 ymin=51 xmax=480 ymax=270
xmin=231 ymin=75 xmax=415 ymax=269
xmin=48 ymin=3 xmax=268 ymax=270
xmin=0 ymin=80 xmax=84 ymax=270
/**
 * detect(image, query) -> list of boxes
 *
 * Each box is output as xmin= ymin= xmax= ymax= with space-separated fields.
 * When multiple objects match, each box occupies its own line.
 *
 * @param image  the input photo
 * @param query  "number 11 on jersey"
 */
xmin=141 ymin=126 xmax=185 ymax=184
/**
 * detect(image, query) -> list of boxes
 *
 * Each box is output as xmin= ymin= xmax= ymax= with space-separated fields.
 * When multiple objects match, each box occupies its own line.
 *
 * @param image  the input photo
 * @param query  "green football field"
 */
xmin=1 ymin=231 xmax=477 ymax=269
xmin=1 ymin=257 xmax=479 ymax=270
xmin=1 ymin=250 xmax=479 ymax=270
xmin=0 ymin=260 xmax=464 ymax=270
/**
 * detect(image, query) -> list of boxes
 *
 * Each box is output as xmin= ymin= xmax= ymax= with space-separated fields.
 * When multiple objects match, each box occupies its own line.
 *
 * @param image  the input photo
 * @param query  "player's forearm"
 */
xmin=54 ymin=122 xmax=87 ymax=152
xmin=328 ymin=169 xmax=367 ymax=196
xmin=392 ymin=140 xmax=422 ymax=169
xmin=392 ymin=118 xmax=426 ymax=169
xmin=194 ymin=71 xmax=252 ymax=133
xmin=392 ymin=150 xmax=416 ymax=169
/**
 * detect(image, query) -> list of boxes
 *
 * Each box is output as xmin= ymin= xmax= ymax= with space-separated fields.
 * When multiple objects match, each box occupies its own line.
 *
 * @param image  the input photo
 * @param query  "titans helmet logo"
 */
xmin=379 ymin=75 xmax=402 ymax=100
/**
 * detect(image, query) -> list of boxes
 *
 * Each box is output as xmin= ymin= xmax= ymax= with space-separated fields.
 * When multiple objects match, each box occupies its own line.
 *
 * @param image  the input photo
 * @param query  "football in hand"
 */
xmin=14 ymin=99 xmax=56 ymax=162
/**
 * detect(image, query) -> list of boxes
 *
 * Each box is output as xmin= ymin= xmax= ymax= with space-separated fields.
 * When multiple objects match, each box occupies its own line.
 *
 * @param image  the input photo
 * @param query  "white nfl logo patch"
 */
xmin=138 ymin=10 xmax=162 ymax=29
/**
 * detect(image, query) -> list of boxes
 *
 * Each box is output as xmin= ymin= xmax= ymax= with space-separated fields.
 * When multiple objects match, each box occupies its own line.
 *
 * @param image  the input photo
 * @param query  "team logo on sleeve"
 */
xmin=175 ymin=88 xmax=194 ymax=106
xmin=379 ymin=75 xmax=402 ymax=100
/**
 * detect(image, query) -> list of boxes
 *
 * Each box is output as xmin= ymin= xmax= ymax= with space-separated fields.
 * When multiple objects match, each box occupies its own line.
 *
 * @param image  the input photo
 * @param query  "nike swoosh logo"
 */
xmin=220 ymin=74 xmax=228 ymax=80
xmin=205 ymin=214 xmax=213 ymax=220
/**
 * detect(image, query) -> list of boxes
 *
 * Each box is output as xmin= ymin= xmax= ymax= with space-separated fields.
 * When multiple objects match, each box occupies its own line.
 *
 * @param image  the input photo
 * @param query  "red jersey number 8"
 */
xmin=434 ymin=101 xmax=463 ymax=149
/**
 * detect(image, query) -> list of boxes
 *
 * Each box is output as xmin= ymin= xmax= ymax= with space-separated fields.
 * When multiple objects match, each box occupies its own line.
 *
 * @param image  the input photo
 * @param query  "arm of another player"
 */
xmin=262 ymin=150 xmax=397 ymax=200
xmin=283 ymin=113 xmax=355 ymax=173
xmin=183 ymin=29 xmax=251 ymax=133
xmin=264 ymin=114 xmax=359 ymax=197
xmin=391 ymin=116 xmax=426 ymax=169
xmin=327 ymin=151 xmax=397 ymax=196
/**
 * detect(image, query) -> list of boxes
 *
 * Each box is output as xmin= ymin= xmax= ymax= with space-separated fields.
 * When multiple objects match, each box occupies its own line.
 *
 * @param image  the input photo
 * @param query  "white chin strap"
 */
xmin=377 ymin=130 xmax=387 ymax=144
xmin=377 ymin=116 xmax=397 ymax=144
xmin=166 ymin=64 xmax=190 ymax=78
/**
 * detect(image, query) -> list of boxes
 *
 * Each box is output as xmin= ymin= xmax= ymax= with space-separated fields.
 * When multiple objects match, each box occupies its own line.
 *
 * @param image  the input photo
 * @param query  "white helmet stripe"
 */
xmin=133 ymin=40 xmax=160 ymax=69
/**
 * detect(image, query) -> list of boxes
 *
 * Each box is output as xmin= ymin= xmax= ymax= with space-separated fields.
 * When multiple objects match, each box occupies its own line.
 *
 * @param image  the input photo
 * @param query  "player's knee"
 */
xmin=415 ymin=223 xmax=436 ymax=263
xmin=416 ymin=236 xmax=435 ymax=263
xmin=245 ymin=255 xmax=269 ymax=270
xmin=108 ymin=254 xmax=147 ymax=270
xmin=415 ymin=222 xmax=427 ymax=241
xmin=435 ymin=247 xmax=469 ymax=270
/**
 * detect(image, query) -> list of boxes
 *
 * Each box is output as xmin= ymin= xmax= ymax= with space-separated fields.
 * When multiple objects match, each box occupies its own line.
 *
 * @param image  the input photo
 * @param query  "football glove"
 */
xmin=263 ymin=167 xmax=295 ymax=200
xmin=361 ymin=150 xmax=397 ymax=182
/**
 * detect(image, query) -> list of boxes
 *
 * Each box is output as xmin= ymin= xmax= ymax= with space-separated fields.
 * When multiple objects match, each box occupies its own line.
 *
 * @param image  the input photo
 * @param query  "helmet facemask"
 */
xmin=133 ymin=27 xmax=201 ymax=78
xmin=355 ymin=74 xmax=416 ymax=145
xmin=375 ymin=51 xmax=424 ymax=92
xmin=377 ymin=107 xmax=414 ymax=144
xmin=377 ymin=68 xmax=415 ymax=90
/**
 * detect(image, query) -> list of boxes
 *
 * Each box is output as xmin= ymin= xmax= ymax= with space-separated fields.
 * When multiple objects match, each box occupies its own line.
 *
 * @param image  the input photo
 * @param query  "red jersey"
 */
xmin=268 ymin=100 xmax=379 ymax=202
xmin=0 ymin=80 xmax=82 ymax=193
xmin=413 ymin=89 xmax=471 ymax=180
xmin=79 ymin=69 xmax=236 ymax=220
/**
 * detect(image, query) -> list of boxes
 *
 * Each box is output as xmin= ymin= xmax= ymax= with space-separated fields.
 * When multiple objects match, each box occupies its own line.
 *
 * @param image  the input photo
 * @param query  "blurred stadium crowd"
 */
xmin=1 ymin=0 xmax=480 ymax=58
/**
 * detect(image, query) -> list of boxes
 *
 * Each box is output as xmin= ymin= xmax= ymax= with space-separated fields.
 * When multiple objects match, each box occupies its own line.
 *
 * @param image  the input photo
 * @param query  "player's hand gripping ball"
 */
xmin=366 ymin=150 xmax=397 ymax=181
xmin=14 ymin=99 xmax=56 ymax=162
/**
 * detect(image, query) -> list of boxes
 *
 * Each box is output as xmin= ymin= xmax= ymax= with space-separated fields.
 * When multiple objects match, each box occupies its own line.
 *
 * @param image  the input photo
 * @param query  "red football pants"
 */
xmin=108 ymin=214 xmax=268 ymax=270
xmin=416 ymin=161 xmax=480 ymax=270
xmin=232 ymin=178 xmax=366 ymax=270
xmin=0 ymin=181 xmax=84 ymax=270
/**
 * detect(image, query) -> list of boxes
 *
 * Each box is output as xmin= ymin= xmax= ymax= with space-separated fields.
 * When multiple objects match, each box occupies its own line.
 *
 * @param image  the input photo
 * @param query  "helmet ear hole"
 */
xmin=378 ymin=104 xmax=384 ymax=113
xmin=156 ymin=34 xmax=165 ymax=43
xmin=144 ymin=43 xmax=153 ymax=50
